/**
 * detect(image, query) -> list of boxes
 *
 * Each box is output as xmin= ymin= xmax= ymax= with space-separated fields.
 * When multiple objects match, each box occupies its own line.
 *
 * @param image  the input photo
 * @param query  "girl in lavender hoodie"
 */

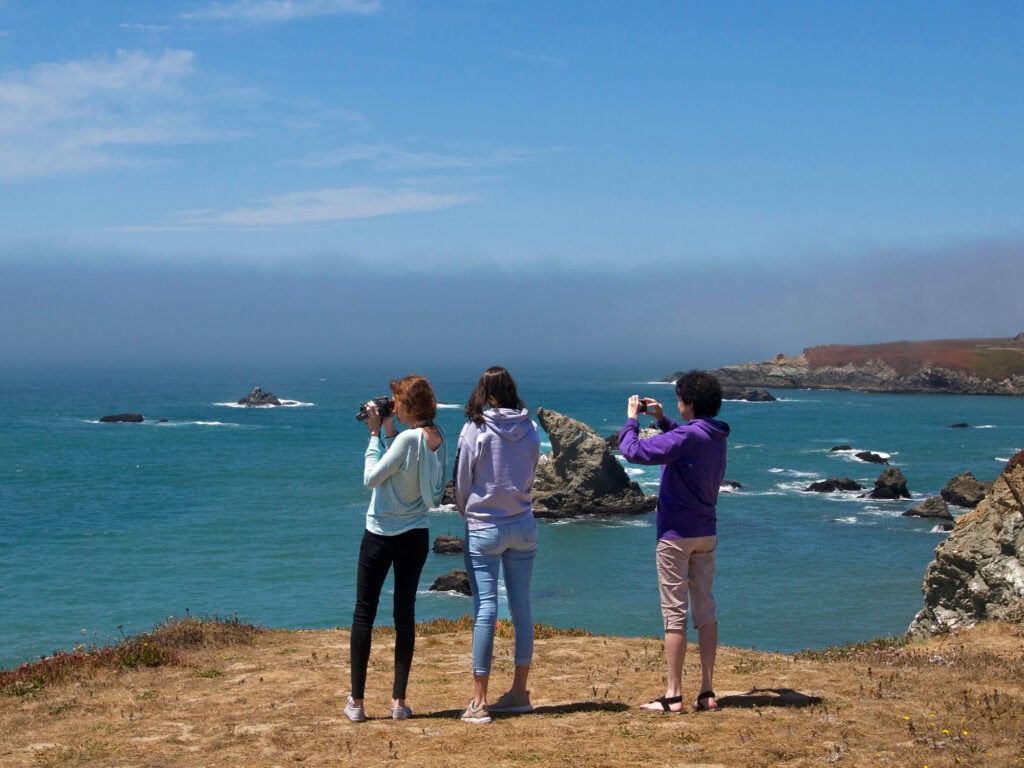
xmin=454 ymin=367 xmax=541 ymax=724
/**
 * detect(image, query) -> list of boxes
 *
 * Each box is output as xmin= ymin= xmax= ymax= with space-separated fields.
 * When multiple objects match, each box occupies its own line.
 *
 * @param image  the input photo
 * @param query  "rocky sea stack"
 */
xmin=532 ymin=408 xmax=656 ymax=518
xmin=907 ymin=451 xmax=1024 ymax=638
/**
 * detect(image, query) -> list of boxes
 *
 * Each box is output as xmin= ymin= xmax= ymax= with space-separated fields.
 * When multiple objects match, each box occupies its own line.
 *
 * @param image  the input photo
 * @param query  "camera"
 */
xmin=637 ymin=397 xmax=649 ymax=414
xmin=356 ymin=396 xmax=395 ymax=421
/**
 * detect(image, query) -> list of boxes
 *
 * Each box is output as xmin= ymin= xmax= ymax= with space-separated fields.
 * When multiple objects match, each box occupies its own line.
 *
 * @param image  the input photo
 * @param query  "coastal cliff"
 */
xmin=907 ymin=451 xmax=1024 ymax=638
xmin=672 ymin=335 xmax=1024 ymax=395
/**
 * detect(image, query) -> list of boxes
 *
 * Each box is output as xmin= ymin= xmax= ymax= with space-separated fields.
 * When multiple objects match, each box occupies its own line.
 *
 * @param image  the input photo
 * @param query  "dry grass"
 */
xmin=3 ymin=617 xmax=1024 ymax=767
xmin=803 ymin=338 xmax=1024 ymax=379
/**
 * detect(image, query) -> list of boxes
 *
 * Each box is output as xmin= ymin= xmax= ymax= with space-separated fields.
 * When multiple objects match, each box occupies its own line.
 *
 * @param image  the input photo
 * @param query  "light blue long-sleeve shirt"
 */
xmin=363 ymin=426 xmax=448 ymax=536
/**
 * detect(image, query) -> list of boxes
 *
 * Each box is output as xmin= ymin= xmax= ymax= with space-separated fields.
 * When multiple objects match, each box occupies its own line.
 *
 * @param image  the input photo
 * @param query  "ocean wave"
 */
xmin=623 ymin=466 xmax=645 ymax=477
xmin=831 ymin=516 xmax=861 ymax=525
xmin=974 ymin=424 xmax=996 ymax=429
xmin=437 ymin=402 xmax=460 ymax=409
xmin=730 ymin=443 xmax=765 ymax=450
xmin=768 ymin=468 xmax=819 ymax=478
xmin=547 ymin=517 xmax=652 ymax=528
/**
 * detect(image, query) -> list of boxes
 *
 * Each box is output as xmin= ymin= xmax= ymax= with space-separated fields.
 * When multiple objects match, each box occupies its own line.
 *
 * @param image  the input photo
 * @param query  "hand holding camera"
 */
xmin=356 ymin=396 xmax=395 ymax=422
xmin=628 ymin=395 xmax=664 ymax=421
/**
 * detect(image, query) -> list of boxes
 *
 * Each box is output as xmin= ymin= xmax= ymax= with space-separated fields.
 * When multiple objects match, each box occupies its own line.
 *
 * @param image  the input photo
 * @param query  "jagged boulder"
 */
xmin=533 ymin=408 xmax=656 ymax=519
xmin=433 ymin=535 xmax=464 ymax=554
xmin=723 ymin=388 xmax=776 ymax=402
xmin=805 ymin=478 xmax=864 ymax=493
xmin=606 ymin=426 xmax=659 ymax=450
xmin=238 ymin=387 xmax=281 ymax=407
xmin=867 ymin=467 xmax=910 ymax=500
xmin=941 ymin=471 xmax=993 ymax=508
xmin=908 ymin=451 xmax=1024 ymax=638
xmin=429 ymin=570 xmax=470 ymax=596
xmin=903 ymin=496 xmax=953 ymax=521
xmin=856 ymin=451 xmax=889 ymax=465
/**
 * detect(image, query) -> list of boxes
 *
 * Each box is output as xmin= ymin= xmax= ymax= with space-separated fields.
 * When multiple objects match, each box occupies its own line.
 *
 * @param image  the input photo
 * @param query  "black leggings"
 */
xmin=350 ymin=527 xmax=429 ymax=700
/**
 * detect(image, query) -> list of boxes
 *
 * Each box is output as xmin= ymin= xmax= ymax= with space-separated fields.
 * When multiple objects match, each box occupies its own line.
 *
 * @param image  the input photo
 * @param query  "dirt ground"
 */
xmin=3 ymin=620 xmax=1024 ymax=767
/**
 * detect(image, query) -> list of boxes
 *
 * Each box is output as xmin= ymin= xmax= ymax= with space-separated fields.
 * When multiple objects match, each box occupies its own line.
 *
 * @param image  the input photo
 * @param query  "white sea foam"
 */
xmin=768 ymin=468 xmax=818 ymax=478
xmin=437 ymin=402 xmax=460 ymax=409
xmin=161 ymin=420 xmax=241 ymax=427
xmin=974 ymin=424 xmax=996 ymax=429
xmin=831 ymin=516 xmax=860 ymax=525
xmin=623 ymin=466 xmax=645 ymax=477
xmin=214 ymin=400 xmax=314 ymax=408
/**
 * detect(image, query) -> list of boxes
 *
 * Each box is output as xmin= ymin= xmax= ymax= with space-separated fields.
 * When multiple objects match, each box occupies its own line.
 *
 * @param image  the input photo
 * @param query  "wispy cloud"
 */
xmin=183 ymin=0 xmax=381 ymax=23
xmin=172 ymin=185 xmax=472 ymax=227
xmin=0 ymin=49 xmax=209 ymax=182
xmin=291 ymin=142 xmax=554 ymax=171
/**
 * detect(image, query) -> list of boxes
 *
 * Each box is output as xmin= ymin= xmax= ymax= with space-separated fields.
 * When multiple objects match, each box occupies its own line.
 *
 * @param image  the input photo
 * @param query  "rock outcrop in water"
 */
xmin=99 ymin=413 xmax=144 ymax=423
xmin=907 ymin=451 xmax=1024 ymax=638
xmin=867 ymin=467 xmax=911 ymax=500
xmin=941 ymin=471 xmax=993 ymax=509
xmin=533 ymin=408 xmax=656 ymax=519
xmin=238 ymin=387 xmax=282 ymax=407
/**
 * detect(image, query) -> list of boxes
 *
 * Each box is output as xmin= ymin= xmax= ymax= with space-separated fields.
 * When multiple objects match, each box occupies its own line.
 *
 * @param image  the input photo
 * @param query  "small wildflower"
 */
xmin=942 ymin=729 xmax=950 ymax=734
xmin=903 ymin=716 xmax=910 ymax=721
xmin=962 ymin=730 xmax=969 ymax=736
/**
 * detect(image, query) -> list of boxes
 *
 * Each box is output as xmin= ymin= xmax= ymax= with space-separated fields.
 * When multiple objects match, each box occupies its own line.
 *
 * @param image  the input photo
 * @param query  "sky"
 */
xmin=1 ymin=1 xmax=1022 ymax=372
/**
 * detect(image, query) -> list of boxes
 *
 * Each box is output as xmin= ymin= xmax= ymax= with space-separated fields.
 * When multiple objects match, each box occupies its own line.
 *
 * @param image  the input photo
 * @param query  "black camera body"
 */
xmin=356 ymin=396 xmax=395 ymax=421
xmin=637 ymin=397 xmax=649 ymax=414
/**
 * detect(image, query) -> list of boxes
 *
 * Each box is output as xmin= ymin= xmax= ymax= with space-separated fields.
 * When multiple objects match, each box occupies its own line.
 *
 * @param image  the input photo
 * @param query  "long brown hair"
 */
xmin=464 ymin=366 xmax=526 ymax=426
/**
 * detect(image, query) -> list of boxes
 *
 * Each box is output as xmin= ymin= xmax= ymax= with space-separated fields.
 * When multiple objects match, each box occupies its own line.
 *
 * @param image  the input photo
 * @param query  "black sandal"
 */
xmin=640 ymin=695 xmax=684 ymax=714
xmin=694 ymin=690 xmax=720 ymax=711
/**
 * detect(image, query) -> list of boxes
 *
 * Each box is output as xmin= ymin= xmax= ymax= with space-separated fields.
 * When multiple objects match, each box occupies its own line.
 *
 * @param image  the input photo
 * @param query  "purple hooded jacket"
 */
xmin=618 ymin=415 xmax=730 ymax=540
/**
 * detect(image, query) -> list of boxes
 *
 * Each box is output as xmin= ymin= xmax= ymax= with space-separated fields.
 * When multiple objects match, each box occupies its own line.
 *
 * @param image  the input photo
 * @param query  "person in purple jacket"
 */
xmin=618 ymin=370 xmax=730 ymax=714
xmin=454 ymin=366 xmax=541 ymax=724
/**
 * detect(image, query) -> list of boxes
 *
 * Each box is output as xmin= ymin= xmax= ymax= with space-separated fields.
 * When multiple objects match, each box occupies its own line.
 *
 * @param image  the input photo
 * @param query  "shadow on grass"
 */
xmin=425 ymin=701 xmax=630 ymax=719
xmin=718 ymin=688 xmax=822 ymax=709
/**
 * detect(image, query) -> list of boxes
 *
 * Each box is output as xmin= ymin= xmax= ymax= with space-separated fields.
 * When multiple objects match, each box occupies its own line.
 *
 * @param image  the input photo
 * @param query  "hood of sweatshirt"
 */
xmin=690 ymin=417 xmax=731 ymax=441
xmin=482 ymin=407 xmax=535 ymax=442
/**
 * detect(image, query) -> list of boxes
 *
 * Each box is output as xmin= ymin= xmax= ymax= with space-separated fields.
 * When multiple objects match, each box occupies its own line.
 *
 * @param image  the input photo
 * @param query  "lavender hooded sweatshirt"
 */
xmin=454 ymin=408 xmax=540 ymax=530
xmin=618 ymin=415 xmax=730 ymax=540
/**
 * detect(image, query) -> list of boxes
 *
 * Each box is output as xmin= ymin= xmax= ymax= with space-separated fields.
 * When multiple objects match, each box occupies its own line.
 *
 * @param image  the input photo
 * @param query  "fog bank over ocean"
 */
xmin=3 ymin=236 xmax=1022 ymax=371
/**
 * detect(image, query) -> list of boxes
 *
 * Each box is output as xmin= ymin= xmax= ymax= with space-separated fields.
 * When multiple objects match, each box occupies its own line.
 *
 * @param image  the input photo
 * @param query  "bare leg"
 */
xmin=664 ymin=629 xmax=686 ymax=698
xmin=510 ymin=664 xmax=530 ymax=696
xmin=641 ymin=629 xmax=686 ymax=712
xmin=473 ymin=673 xmax=489 ymax=706
xmin=696 ymin=621 xmax=719 ymax=708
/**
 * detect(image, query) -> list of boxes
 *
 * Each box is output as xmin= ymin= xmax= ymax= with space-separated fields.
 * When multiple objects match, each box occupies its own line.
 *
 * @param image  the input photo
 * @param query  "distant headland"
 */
xmin=668 ymin=334 xmax=1024 ymax=395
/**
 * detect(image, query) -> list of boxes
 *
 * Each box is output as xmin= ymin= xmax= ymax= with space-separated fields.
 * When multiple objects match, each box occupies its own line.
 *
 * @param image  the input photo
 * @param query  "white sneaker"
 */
xmin=391 ymin=704 xmax=412 ymax=720
xmin=460 ymin=699 xmax=492 ymax=724
xmin=344 ymin=696 xmax=366 ymax=722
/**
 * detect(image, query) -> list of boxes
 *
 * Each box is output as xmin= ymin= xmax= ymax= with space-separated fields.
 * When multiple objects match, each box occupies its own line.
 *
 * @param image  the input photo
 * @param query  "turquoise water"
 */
xmin=2 ymin=364 xmax=1021 ymax=668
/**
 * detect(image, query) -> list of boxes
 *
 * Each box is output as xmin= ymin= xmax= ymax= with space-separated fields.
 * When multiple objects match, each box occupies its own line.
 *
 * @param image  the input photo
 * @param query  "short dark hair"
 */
xmin=675 ymin=370 xmax=722 ymax=418
xmin=465 ymin=366 xmax=526 ymax=425
xmin=390 ymin=374 xmax=437 ymax=424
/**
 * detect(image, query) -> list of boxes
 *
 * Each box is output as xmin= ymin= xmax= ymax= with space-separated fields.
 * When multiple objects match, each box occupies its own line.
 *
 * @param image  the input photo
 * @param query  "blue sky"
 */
xmin=1 ymin=1 xmax=1022 ymax=370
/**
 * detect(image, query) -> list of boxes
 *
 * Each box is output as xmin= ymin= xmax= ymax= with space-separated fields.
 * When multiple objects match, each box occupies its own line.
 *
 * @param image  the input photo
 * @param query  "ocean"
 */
xmin=2 ymin=363 xmax=1021 ymax=670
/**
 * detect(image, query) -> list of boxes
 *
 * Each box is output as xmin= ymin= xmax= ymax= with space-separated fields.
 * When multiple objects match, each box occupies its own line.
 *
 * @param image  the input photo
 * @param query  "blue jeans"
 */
xmin=464 ymin=515 xmax=537 ymax=676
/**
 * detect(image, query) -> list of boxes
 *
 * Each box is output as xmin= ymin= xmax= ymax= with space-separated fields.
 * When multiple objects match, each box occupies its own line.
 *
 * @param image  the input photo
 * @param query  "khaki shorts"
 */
xmin=655 ymin=535 xmax=717 ymax=632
